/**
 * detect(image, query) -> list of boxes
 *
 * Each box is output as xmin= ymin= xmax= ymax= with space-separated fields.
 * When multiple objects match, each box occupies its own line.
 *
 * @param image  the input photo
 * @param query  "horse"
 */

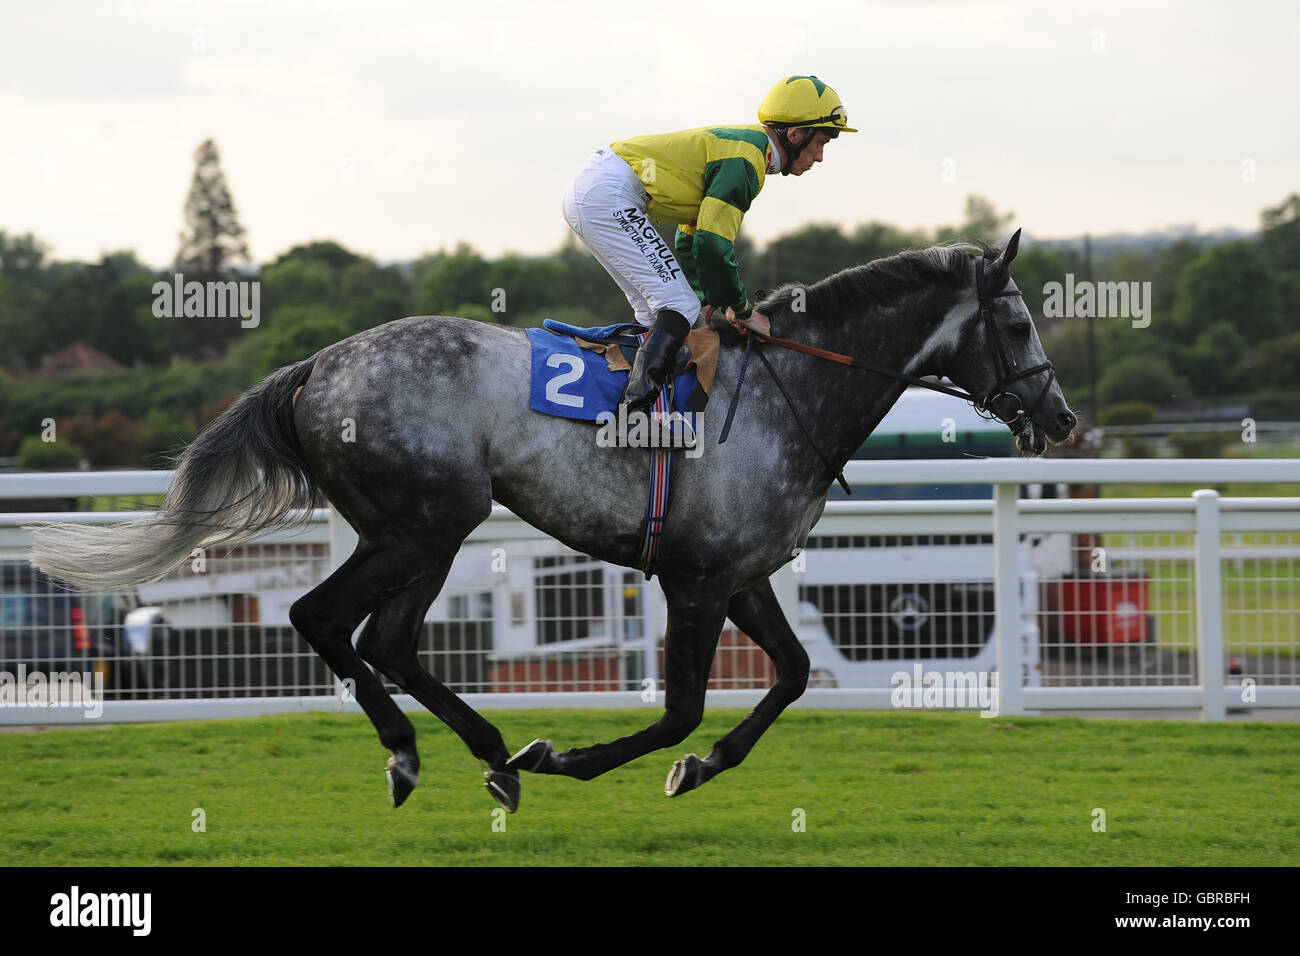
xmin=29 ymin=229 xmax=1076 ymax=812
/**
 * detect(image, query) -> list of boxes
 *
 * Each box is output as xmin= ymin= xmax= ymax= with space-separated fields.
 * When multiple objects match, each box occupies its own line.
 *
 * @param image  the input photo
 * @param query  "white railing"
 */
xmin=1 ymin=459 xmax=1298 ymax=723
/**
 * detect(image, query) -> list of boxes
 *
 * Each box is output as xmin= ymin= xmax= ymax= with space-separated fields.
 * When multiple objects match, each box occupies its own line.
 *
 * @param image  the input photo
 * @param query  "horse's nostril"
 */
xmin=1058 ymin=411 xmax=1078 ymax=430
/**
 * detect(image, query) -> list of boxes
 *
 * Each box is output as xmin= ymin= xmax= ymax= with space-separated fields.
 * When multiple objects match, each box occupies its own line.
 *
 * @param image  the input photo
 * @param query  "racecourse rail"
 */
xmin=1 ymin=459 xmax=1298 ymax=724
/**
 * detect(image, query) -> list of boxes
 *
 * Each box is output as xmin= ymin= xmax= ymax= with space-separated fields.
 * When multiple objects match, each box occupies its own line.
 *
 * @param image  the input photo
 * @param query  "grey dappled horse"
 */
xmin=30 ymin=231 xmax=1076 ymax=812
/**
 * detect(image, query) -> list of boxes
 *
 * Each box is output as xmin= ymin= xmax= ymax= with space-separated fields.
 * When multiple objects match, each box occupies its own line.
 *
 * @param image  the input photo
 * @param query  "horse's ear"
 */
xmin=984 ymin=228 xmax=1021 ymax=291
xmin=1002 ymin=228 xmax=1022 ymax=266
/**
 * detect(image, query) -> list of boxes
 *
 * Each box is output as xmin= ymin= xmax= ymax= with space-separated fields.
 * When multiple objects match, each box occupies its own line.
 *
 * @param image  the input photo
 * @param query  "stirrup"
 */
xmin=622 ymin=329 xmax=682 ymax=412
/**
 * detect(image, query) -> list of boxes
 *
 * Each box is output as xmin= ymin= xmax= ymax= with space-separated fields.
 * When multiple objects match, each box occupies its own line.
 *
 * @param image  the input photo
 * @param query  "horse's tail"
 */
xmin=28 ymin=358 xmax=320 ymax=591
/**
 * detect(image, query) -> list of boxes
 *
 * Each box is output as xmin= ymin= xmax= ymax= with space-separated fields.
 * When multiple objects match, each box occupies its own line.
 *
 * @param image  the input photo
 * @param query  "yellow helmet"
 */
xmin=758 ymin=75 xmax=857 ymax=134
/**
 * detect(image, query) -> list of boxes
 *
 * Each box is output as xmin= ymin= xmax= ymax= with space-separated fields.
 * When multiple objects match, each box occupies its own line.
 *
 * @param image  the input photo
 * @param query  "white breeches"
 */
xmin=562 ymin=147 xmax=703 ymax=328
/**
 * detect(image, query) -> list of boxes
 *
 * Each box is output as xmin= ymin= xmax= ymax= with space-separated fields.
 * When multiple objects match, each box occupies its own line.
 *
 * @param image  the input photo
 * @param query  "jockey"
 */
xmin=562 ymin=75 xmax=857 ymax=412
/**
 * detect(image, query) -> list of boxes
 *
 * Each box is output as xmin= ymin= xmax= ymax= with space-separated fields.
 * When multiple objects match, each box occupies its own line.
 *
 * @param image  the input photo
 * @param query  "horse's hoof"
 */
xmin=665 ymin=753 xmax=702 ymax=797
xmin=506 ymin=738 xmax=554 ymax=774
xmin=386 ymin=751 xmax=419 ymax=808
xmin=484 ymin=769 xmax=521 ymax=813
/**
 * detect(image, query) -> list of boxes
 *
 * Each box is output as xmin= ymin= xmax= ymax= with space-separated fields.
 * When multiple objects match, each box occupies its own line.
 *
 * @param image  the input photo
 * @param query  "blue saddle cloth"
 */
xmin=526 ymin=322 xmax=702 ymax=423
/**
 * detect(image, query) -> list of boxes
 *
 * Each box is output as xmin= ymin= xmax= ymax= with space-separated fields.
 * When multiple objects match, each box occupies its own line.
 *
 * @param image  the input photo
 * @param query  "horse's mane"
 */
xmin=757 ymin=239 xmax=998 ymax=318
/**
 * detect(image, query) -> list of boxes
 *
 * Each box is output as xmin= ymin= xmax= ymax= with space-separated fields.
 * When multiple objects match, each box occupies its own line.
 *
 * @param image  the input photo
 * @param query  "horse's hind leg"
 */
xmin=665 ymin=578 xmax=810 ymax=796
xmin=509 ymin=579 xmax=729 ymax=783
xmin=354 ymin=560 xmax=517 ymax=810
xmin=289 ymin=544 xmax=438 ymax=808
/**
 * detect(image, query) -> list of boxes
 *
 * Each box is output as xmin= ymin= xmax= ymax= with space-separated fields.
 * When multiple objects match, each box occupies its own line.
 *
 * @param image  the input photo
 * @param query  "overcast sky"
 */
xmin=2 ymin=0 xmax=1297 ymax=267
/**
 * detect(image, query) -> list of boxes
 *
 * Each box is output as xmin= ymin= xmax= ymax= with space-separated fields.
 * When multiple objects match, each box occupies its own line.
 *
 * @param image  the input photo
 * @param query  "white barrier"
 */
xmin=2 ymin=459 xmax=1298 ymax=723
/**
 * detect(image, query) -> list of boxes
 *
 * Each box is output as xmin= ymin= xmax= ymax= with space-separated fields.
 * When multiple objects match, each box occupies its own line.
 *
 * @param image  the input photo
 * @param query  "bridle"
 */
xmin=947 ymin=257 xmax=1056 ymax=436
xmin=714 ymin=254 xmax=1058 ymax=491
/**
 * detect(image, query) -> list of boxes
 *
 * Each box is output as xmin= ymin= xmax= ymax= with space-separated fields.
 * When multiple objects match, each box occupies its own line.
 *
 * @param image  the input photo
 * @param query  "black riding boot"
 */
xmin=622 ymin=309 xmax=691 ymax=413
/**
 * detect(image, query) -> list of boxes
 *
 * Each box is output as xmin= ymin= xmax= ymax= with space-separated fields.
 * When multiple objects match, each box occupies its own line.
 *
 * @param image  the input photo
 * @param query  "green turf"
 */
xmin=1 ymin=709 xmax=1297 ymax=866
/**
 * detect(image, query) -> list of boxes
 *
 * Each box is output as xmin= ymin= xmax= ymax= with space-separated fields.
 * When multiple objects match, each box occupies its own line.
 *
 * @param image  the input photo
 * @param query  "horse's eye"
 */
xmin=1009 ymin=322 xmax=1031 ymax=338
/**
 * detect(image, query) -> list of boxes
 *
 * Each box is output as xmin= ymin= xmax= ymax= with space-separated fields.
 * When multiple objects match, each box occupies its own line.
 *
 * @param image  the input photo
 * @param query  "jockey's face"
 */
xmin=788 ymin=129 xmax=833 ymax=176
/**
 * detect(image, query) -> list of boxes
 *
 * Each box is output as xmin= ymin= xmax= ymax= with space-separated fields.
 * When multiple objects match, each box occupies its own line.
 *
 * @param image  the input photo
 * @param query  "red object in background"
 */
xmin=1059 ymin=573 xmax=1149 ymax=644
xmin=71 ymin=604 xmax=90 ymax=650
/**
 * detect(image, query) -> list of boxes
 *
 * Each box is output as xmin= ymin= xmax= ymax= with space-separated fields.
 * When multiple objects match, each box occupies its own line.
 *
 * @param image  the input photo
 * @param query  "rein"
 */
xmin=736 ymin=326 xmax=978 ymax=402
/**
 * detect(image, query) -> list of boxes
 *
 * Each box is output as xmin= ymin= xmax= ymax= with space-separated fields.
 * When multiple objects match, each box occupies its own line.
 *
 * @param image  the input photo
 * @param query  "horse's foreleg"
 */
xmin=509 ymin=584 xmax=729 ymax=784
xmin=355 ymin=560 xmax=516 ymax=810
xmin=666 ymin=578 xmax=810 ymax=796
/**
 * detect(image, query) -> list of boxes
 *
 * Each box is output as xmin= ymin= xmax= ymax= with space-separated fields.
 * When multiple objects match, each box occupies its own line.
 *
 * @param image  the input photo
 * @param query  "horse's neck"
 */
xmin=778 ymin=289 xmax=953 ymax=466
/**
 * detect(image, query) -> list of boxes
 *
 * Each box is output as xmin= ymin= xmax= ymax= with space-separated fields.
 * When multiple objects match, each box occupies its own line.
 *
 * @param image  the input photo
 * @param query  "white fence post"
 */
xmin=326 ymin=508 xmax=361 ymax=705
xmin=994 ymin=482 xmax=1023 ymax=716
xmin=771 ymin=562 xmax=801 ymax=642
xmin=1194 ymin=489 xmax=1226 ymax=722
xmin=326 ymin=507 xmax=359 ymax=571
xmin=1021 ymin=569 xmax=1041 ymax=690
xmin=642 ymin=579 xmax=661 ymax=698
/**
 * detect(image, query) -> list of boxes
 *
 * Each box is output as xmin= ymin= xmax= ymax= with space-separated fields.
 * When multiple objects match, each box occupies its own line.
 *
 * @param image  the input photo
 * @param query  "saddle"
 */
xmin=541 ymin=319 xmax=720 ymax=406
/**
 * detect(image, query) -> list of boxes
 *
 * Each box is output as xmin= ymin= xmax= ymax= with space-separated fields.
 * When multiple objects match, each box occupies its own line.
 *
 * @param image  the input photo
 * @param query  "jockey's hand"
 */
xmin=725 ymin=306 xmax=771 ymax=338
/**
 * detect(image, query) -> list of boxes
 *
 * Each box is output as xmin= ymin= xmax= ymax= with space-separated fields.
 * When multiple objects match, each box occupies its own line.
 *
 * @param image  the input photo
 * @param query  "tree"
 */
xmin=1260 ymin=193 xmax=1300 ymax=271
xmin=1040 ymin=321 xmax=1092 ymax=392
xmin=261 ymin=259 xmax=334 ymax=310
xmin=175 ymin=139 xmax=251 ymax=273
xmin=1151 ymin=240 xmax=1202 ymax=317
xmin=1173 ymin=241 xmax=1282 ymax=344
xmin=1010 ymin=246 xmax=1070 ymax=315
xmin=138 ymin=410 xmax=198 ymax=466
xmin=1255 ymin=331 xmax=1300 ymax=389
xmin=339 ymin=260 xmax=412 ymax=333
xmin=484 ymin=255 xmax=567 ymax=325
xmin=555 ymin=234 xmax=635 ymax=320
xmin=445 ymin=303 xmax=496 ymax=324
xmin=338 ymin=259 xmax=399 ymax=303
xmin=62 ymin=411 xmax=146 ymax=468
xmin=254 ymin=307 xmax=349 ymax=376
xmin=17 ymin=435 xmax=85 ymax=470
xmin=1097 ymin=355 xmax=1190 ymax=406
xmin=271 ymin=240 xmax=361 ymax=275
xmin=1172 ymin=321 xmax=1248 ymax=399
xmin=414 ymin=243 xmax=492 ymax=316
xmin=0 ymin=231 xmax=49 ymax=285
xmin=849 ymin=222 xmax=928 ymax=262
xmin=1260 ymin=193 xmax=1300 ymax=329
xmin=33 ymin=260 xmax=147 ymax=366
xmin=761 ymin=223 xmax=859 ymax=287
xmin=0 ymin=277 xmax=47 ymax=369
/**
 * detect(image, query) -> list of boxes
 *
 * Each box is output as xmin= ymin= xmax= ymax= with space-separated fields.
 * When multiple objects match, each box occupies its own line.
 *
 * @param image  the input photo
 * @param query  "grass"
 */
xmin=1095 ymin=440 xmax=1300 ymax=500
xmin=1 ymin=709 xmax=1297 ymax=866
xmin=1101 ymin=483 xmax=1300 ymax=499
xmin=82 ymin=494 xmax=164 ymax=512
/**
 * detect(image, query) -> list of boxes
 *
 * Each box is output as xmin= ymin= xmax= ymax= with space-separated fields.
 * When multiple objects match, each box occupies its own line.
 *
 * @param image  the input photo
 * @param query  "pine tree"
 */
xmin=174 ymin=139 xmax=250 ymax=273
